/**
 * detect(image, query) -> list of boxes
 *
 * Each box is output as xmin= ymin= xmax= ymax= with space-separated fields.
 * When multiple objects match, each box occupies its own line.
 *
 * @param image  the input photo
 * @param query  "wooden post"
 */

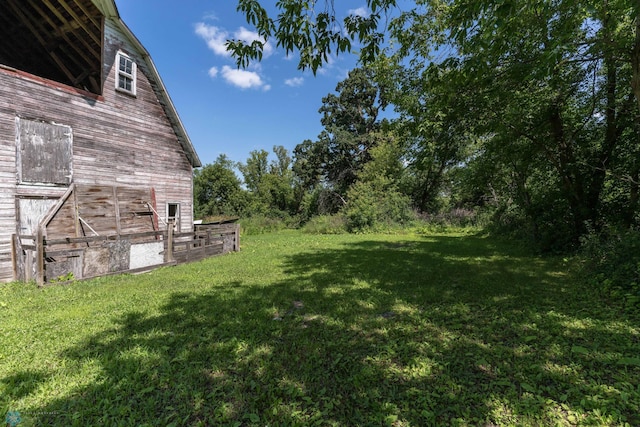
xmin=113 ymin=186 xmax=122 ymax=236
xmin=166 ymin=219 xmax=174 ymax=263
xmin=36 ymin=227 xmax=45 ymax=286
xmin=11 ymin=234 xmax=17 ymax=281
xmin=73 ymin=187 xmax=80 ymax=237
xmin=234 ymin=223 xmax=240 ymax=252
xmin=151 ymin=188 xmax=159 ymax=235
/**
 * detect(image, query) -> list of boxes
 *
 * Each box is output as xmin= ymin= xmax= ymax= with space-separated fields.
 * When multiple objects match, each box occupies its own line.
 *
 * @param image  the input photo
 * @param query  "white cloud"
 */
xmin=284 ymin=77 xmax=304 ymax=87
xmin=348 ymin=7 xmax=370 ymax=18
xmin=195 ymin=23 xmax=273 ymax=59
xmin=219 ymin=65 xmax=270 ymax=90
xmin=234 ymin=27 xmax=274 ymax=58
xmin=195 ymin=22 xmax=230 ymax=57
xmin=202 ymin=12 xmax=219 ymax=21
xmin=196 ymin=19 xmax=274 ymax=91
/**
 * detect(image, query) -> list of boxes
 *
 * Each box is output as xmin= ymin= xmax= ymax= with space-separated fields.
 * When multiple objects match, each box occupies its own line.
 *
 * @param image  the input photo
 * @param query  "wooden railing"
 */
xmin=12 ymin=223 xmax=240 ymax=285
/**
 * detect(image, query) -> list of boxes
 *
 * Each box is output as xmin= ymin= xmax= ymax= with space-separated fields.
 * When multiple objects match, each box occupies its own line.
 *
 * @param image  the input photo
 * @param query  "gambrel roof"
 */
xmin=0 ymin=0 xmax=201 ymax=167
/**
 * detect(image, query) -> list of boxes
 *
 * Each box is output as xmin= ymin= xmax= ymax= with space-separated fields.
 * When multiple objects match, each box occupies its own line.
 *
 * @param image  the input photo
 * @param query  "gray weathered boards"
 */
xmin=0 ymin=1 xmax=206 ymax=283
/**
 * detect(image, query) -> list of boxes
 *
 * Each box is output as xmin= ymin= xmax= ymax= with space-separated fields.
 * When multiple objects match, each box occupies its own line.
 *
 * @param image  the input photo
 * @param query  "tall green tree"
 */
xmin=381 ymin=0 xmax=639 ymax=245
xmin=343 ymin=131 xmax=414 ymax=231
xmin=292 ymin=139 xmax=324 ymax=192
xmin=239 ymin=149 xmax=269 ymax=194
xmin=292 ymin=67 xmax=387 ymax=209
xmin=376 ymin=57 xmax=477 ymax=212
xmin=193 ymin=155 xmax=247 ymax=218
xmin=266 ymin=145 xmax=296 ymax=214
xmin=239 ymin=147 xmax=297 ymax=216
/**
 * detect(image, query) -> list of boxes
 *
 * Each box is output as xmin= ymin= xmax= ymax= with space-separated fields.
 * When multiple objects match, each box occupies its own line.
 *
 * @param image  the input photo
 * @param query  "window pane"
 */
xmin=119 ymin=75 xmax=132 ymax=91
xmin=119 ymin=56 xmax=133 ymax=75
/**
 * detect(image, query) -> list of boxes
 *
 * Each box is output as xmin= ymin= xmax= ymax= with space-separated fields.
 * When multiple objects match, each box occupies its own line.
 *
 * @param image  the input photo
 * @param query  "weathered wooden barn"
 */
xmin=0 ymin=0 xmax=238 ymax=284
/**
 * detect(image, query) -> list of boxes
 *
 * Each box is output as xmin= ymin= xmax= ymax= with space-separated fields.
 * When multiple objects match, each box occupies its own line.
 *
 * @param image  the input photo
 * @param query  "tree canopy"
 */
xmin=228 ymin=0 xmax=398 ymax=73
xmin=206 ymin=1 xmax=640 ymax=250
xmin=193 ymin=155 xmax=246 ymax=218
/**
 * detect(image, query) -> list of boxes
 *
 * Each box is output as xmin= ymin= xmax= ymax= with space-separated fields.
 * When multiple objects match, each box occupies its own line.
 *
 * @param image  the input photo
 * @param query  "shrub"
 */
xmin=484 ymin=198 xmax=577 ymax=253
xmin=301 ymin=214 xmax=347 ymax=234
xmin=239 ymin=215 xmax=287 ymax=235
xmin=344 ymin=184 xmax=377 ymax=232
xmin=418 ymin=208 xmax=483 ymax=228
xmin=343 ymin=181 xmax=414 ymax=233
xmin=580 ymin=227 xmax=640 ymax=312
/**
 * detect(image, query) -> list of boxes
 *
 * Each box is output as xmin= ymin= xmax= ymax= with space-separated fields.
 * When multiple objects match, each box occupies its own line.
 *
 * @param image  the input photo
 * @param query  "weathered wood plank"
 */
xmin=0 ymin=17 xmax=196 ymax=281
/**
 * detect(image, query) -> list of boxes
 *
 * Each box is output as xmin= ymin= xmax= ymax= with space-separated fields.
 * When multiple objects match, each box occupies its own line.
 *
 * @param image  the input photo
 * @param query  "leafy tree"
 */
xmin=292 ymin=67 xmax=388 ymax=209
xmin=319 ymin=67 xmax=384 ymax=135
xmin=193 ymin=155 xmax=247 ymax=218
xmin=343 ymin=131 xmax=414 ymax=231
xmin=376 ymin=57 xmax=477 ymax=212
xmin=344 ymin=180 xmax=413 ymax=232
xmin=238 ymin=149 xmax=269 ymax=194
xmin=266 ymin=145 xmax=296 ymax=214
xmin=231 ymin=0 xmax=640 ymax=123
xmin=229 ymin=0 xmax=398 ymax=73
xmin=383 ymin=0 xmax=639 ymax=246
xmin=292 ymin=139 xmax=324 ymax=192
xmin=239 ymin=147 xmax=297 ymax=216
xmin=270 ymin=145 xmax=292 ymax=177
xmin=357 ymin=131 xmax=405 ymax=185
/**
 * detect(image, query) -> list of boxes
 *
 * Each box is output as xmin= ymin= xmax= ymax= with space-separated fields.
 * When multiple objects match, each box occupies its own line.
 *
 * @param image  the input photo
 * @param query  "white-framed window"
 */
xmin=115 ymin=51 xmax=136 ymax=95
xmin=167 ymin=202 xmax=180 ymax=230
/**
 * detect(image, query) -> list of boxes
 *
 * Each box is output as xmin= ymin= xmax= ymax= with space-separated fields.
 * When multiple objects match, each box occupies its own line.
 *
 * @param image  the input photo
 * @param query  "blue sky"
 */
xmin=116 ymin=0 xmax=369 ymax=168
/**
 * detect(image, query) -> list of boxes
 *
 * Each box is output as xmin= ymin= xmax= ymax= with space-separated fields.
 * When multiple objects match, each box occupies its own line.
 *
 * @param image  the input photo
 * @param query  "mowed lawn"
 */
xmin=1 ymin=230 xmax=638 ymax=426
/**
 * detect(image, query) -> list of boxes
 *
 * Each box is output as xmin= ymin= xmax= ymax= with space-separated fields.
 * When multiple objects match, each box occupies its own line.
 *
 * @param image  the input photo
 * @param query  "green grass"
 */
xmin=1 ymin=230 xmax=639 ymax=426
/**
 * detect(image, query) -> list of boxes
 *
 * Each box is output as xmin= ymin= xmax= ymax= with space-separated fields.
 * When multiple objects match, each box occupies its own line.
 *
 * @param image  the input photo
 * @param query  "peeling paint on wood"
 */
xmin=16 ymin=117 xmax=72 ymax=185
xmin=0 ymin=12 xmax=198 ymax=282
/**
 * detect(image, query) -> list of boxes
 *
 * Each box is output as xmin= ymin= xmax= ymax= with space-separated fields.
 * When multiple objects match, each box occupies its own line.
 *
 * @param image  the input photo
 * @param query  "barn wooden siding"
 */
xmin=0 ymin=18 xmax=196 ymax=282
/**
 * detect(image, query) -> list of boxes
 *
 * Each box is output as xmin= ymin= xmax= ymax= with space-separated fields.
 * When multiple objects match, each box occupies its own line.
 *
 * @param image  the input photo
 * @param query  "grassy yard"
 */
xmin=1 ymin=230 xmax=639 ymax=426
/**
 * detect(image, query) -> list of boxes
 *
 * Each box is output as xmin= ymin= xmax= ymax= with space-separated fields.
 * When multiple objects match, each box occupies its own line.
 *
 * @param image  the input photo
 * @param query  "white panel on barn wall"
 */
xmin=129 ymin=241 xmax=164 ymax=270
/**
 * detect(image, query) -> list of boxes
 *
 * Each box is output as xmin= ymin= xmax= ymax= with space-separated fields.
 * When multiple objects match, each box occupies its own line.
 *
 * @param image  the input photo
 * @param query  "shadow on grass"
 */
xmin=10 ymin=234 xmax=640 ymax=425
